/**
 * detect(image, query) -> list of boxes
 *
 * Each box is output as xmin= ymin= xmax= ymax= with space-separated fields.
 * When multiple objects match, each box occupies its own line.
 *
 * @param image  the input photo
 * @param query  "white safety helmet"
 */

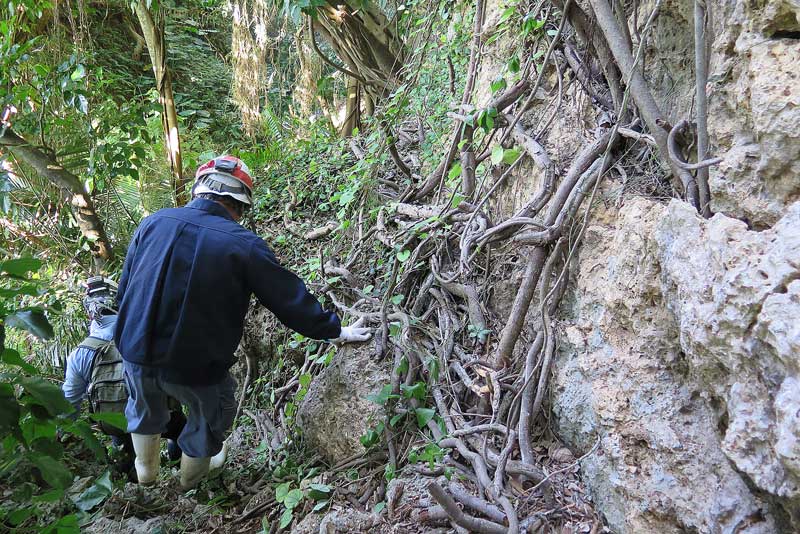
xmin=192 ymin=155 xmax=254 ymax=206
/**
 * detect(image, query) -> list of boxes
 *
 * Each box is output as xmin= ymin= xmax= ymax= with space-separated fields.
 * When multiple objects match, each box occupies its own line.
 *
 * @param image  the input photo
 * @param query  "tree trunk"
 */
xmin=1 ymin=128 xmax=113 ymax=268
xmin=309 ymin=1 xmax=404 ymax=103
xmin=340 ymin=76 xmax=361 ymax=137
xmin=293 ymin=25 xmax=321 ymax=119
xmin=134 ymin=0 xmax=187 ymax=206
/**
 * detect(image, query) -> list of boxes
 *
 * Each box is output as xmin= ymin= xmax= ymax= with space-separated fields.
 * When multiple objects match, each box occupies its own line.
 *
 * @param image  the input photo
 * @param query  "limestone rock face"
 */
xmin=656 ymin=200 xmax=800 ymax=511
xmin=706 ymin=0 xmax=800 ymax=227
xmin=553 ymin=198 xmax=800 ymax=533
xmin=296 ymin=343 xmax=390 ymax=465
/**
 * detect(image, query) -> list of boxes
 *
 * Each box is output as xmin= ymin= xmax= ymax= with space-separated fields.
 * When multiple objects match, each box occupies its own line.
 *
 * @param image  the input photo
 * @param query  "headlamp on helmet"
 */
xmin=83 ymin=276 xmax=118 ymax=320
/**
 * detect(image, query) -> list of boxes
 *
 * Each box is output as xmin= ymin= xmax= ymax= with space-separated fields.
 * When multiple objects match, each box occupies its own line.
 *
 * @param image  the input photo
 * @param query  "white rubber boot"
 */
xmin=180 ymin=454 xmax=210 ymax=490
xmin=131 ymin=434 xmax=161 ymax=485
xmin=209 ymin=441 xmax=228 ymax=471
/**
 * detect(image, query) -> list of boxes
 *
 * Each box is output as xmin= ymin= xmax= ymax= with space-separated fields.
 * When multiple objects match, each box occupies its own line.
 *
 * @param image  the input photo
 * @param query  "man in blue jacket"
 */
xmin=115 ymin=156 xmax=370 ymax=489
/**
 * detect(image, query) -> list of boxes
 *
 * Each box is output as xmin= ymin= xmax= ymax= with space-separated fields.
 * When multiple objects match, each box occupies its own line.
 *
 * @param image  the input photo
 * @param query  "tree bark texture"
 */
xmin=310 ymin=1 xmax=404 ymax=102
xmin=1 ymin=128 xmax=114 ymax=267
xmin=134 ymin=0 xmax=187 ymax=206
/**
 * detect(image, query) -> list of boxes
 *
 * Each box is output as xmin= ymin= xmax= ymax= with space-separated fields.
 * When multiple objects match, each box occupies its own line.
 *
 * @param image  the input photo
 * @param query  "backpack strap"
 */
xmin=78 ymin=336 xmax=113 ymax=353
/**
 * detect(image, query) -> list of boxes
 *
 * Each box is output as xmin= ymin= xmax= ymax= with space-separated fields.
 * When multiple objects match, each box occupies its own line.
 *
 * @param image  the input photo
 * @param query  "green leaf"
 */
xmin=365 ymin=384 xmax=395 ymax=406
xmin=70 ymin=64 xmax=86 ymax=81
xmin=7 ymin=507 xmax=33 ymax=525
xmin=62 ymin=420 xmax=106 ymax=461
xmin=389 ymin=412 xmax=405 ymax=428
xmin=373 ymin=501 xmax=386 ymax=514
xmin=0 ymin=257 xmax=41 ymax=277
xmin=5 ymin=310 xmax=54 ymax=339
xmin=41 ymin=513 xmax=79 ymax=534
xmin=284 ymin=488 xmax=303 ymax=510
xmin=299 ymin=373 xmax=312 ymax=389
xmin=490 ymin=76 xmax=507 ymax=94
xmin=502 ymin=147 xmax=522 ymax=165
xmin=16 ymin=376 xmax=74 ymax=416
xmin=279 ymin=508 xmax=293 ymax=529
xmin=415 ymin=408 xmax=436 ymax=428
xmin=89 ymin=411 xmax=128 ymax=432
xmin=30 ymin=453 xmax=73 ymax=489
xmin=390 ymin=294 xmax=404 ymax=306
xmin=450 ymin=193 xmax=465 ymax=209
xmin=400 ymin=382 xmax=426 ymax=401
xmin=508 ymin=56 xmax=521 ymax=73
xmin=308 ymin=483 xmax=331 ymax=500
xmin=1 ymin=348 xmax=37 ymax=374
xmin=275 ymin=482 xmax=291 ymax=503
xmin=491 ymin=145 xmax=505 ymax=165
xmin=447 ymin=162 xmax=462 ymax=180
xmin=396 ymin=250 xmax=411 ymax=263
xmin=312 ymin=499 xmax=329 ymax=512
xmin=73 ymin=470 xmax=112 ymax=511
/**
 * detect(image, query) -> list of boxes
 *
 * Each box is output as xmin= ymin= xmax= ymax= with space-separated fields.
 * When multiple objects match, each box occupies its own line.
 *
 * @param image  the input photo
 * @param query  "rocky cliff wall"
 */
xmin=491 ymin=0 xmax=800 ymax=532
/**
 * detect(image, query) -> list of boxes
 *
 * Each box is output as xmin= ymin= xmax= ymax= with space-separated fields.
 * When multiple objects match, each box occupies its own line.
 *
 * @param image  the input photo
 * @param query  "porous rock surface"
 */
xmin=296 ymin=343 xmax=390 ymax=465
xmin=553 ymin=198 xmax=799 ymax=533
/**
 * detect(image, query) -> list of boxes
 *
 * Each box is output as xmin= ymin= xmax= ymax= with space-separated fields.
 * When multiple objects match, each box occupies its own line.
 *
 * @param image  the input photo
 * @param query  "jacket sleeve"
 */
xmin=247 ymin=239 xmax=341 ymax=340
xmin=62 ymin=348 xmax=91 ymax=412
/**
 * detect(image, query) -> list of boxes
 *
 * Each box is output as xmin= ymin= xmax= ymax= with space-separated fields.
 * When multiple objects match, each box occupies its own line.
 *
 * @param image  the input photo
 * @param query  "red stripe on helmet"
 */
xmin=195 ymin=156 xmax=254 ymax=191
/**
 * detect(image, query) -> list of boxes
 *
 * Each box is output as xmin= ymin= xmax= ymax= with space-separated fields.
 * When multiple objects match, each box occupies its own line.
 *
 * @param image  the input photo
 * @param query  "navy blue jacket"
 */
xmin=114 ymin=198 xmax=341 ymax=385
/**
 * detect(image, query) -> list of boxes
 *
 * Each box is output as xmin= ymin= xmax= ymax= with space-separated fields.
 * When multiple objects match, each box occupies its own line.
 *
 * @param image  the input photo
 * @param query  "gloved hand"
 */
xmin=331 ymin=317 xmax=372 ymax=344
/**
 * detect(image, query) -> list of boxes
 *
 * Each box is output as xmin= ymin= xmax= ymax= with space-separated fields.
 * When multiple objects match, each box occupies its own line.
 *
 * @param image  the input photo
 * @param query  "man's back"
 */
xmin=115 ymin=198 xmax=340 ymax=386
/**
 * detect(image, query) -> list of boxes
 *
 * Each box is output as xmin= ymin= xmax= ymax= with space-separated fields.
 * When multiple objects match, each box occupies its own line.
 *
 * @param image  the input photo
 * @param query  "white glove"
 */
xmin=332 ymin=317 xmax=372 ymax=344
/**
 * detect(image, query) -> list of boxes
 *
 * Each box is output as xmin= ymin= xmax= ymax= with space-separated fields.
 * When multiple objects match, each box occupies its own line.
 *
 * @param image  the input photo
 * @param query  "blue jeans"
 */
xmin=123 ymin=361 xmax=237 ymax=458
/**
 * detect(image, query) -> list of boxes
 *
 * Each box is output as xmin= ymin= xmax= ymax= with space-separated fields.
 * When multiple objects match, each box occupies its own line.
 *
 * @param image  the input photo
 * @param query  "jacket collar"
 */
xmin=186 ymin=197 xmax=235 ymax=221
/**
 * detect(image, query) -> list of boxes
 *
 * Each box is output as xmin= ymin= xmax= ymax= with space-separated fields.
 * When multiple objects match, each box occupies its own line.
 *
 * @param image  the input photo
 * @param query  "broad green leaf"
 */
xmin=89 ymin=411 xmax=128 ymax=432
xmin=450 ymin=193 xmax=465 ymax=209
xmin=30 ymin=453 xmax=73 ymax=489
xmin=400 ymin=382 xmax=426 ymax=401
xmin=73 ymin=470 xmax=113 ymax=511
xmin=502 ymin=147 xmax=522 ymax=165
xmin=284 ymin=488 xmax=303 ymax=509
xmin=415 ymin=407 xmax=436 ymax=428
xmin=279 ymin=508 xmax=293 ymax=529
xmin=41 ymin=513 xmax=79 ymax=534
xmin=299 ymin=373 xmax=312 ymax=389
xmin=490 ymin=76 xmax=507 ymax=94
xmin=491 ymin=145 xmax=505 ymax=165
xmin=447 ymin=162 xmax=462 ymax=180
xmin=5 ymin=310 xmax=54 ymax=339
xmin=7 ymin=507 xmax=33 ymax=525
xmin=389 ymin=413 xmax=405 ymax=427
xmin=365 ymin=384 xmax=394 ymax=406
xmin=62 ymin=420 xmax=106 ymax=461
xmin=17 ymin=376 xmax=73 ymax=416
xmin=396 ymin=250 xmax=410 ymax=263
xmin=70 ymin=64 xmax=86 ymax=81
xmin=0 ymin=285 xmax=39 ymax=298
xmin=390 ymin=294 xmax=404 ymax=306
xmin=21 ymin=416 xmax=57 ymax=445
xmin=1 ymin=348 xmax=36 ymax=374
xmin=0 ymin=257 xmax=41 ymax=277
xmin=308 ymin=483 xmax=331 ymax=500
xmin=275 ymin=482 xmax=291 ymax=503
xmin=373 ymin=501 xmax=386 ymax=513
xmin=508 ymin=56 xmax=521 ymax=73
xmin=312 ymin=499 xmax=329 ymax=512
